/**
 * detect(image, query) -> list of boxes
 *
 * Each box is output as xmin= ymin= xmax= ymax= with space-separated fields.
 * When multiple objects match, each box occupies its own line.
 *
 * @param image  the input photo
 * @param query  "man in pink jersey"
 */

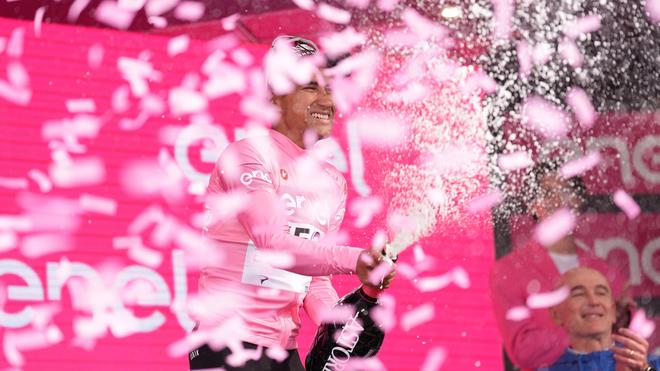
xmin=490 ymin=160 xmax=630 ymax=371
xmin=188 ymin=36 xmax=394 ymax=370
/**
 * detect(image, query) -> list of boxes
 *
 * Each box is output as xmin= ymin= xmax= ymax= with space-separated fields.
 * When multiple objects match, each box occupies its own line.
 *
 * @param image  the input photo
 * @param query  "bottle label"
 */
xmin=322 ymin=310 xmax=365 ymax=370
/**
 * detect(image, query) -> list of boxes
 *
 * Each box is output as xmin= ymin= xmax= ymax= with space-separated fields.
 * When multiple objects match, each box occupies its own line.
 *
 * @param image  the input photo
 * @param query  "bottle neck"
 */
xmin=360 ymin=285 xmax=383 ymax=301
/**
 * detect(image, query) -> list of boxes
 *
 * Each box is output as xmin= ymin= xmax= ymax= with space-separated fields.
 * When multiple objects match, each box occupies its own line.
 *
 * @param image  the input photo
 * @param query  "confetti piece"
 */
xmin=7 ymin=27 xmax=25 ymax=57
xmin=564 ymin=15 xmax=601 ymax=39
xmin=498 ymin=151 xmax=534 ymax=171
xmin=292 ymin=0 xmax=315 ymax=10
xmin=79 ymin=193 xmax=118 ymax=215
xmin=613 ymin=189 xmax=640 ymax=219
xmin=387 ymin=82 xmax=429 ymax=104
xmin=402 ymin=8 xmax=448 ymax=41
xmin=347 ymin=0 xmax=370 ymax=9
xmin=532 ymin=42 xmax=554 ymax=66
xmin=174 ymin=1 xmax=205 ymax=21
xmin=319 ymin=27 xmax=366 ymax=59
xmin=145 ymin=0 xmax=179 ymax=16
xmin=49 ymin=156 xmax=106 ymax=188
xmin=527 ymin=286 xmax=569 ymax=309
xmin=452 ymin=267 xmax=471 ymax=289
xmin=344 ymin=357 xmax=387 ymax=371
xmin=367 ymin=260 xmax=394 ymax=286
xmin=148 ymin=15 xmax=168 ymax=27
xmin=0 ymin=230 xmax=18 ymax=253
xmin=239 ymin=96 xmax=280 ymax=124
xmin=66 ymin=98 xmax=96 ymax=113
xmin=231 ymin=48 xmax=254 ymax=67
xmin=370 ymin=294 xmax=396 ymax=331
xmin=118 ymin=0 xmax=148 ymax=12
xmin=629 ymin=309 xmax=656 ymax=339
xmin=559 ymin=38 xmax=583 ymax=68
xmin=167 ymin=34 xmax=190 ymax=57
xmin=317 ymin=3 xmax=351 ymax=24
xmin=420 ymin=347 xmax=447 ymax=371
xmin=67 ymin=0 xmax=92 ymax=22
xmin=417 ymin=274 xmax=452 ymax=292
xmin=349 ymin=113 xmax=405 ymax=148
xmin=27 ymin=169 xmax=52 ymax=192
xmin=34 ymin=6 xmax=46 ymax=37
xmin=401 ymin=303 xmax=435 ymax=331
xmin=534 ymin=208 xmax=576 ymax=246
xmin=517 ymin=40 xmax=533 ymax=77
xmin=460 ymin=71 xmax=498 ymax=95
xmin=0 ymin=215 xmax=32 ymax=232
xmin=560 ymin=151 xmax=601 ymax=178
xmin=492 ymin=0 xmax=513 ymax=40
xmin=566 ymin=86 xmax=596 ymax=129
xmin=377 ymin=0 xmax=398 ymax=11
xmin=319 ymin=305 xmax=356 ymax=324
xmin=7 ymin=62 xmax=29 ymax=88
xmin=220 ymin=13 xmax=239 ymax=31
xmin=521 ymin=96 xmax=570 ymax=139
xmin=266 ymin=346 xmax=289 ymax=363
xmin=95 ymin=1 xmax=136 ymax=29
xmin=128 ymin=243 xmax=163 ymax=267
xmin=467 ymin=190 xmax=504 ymax=213
xmin=87 ymin=43 xmax=104 ymax=69
xmin=20 ymin=233 xmax=73 ymax=258
xmin=505 ymin=306 xmax=531 ymax=321
xmin=0 ymin=80 xmax=31 ymax=105
xmin=117 ymin=57 xmax=157 ymax=97
xmin=111 ymin=85 xmax=131 ymax=113
xmin=0 ymin=176 xmax=28 ymax=190
xmin=350 ymin=196 xmax=383 ymax=228
xmin=646 ymin=0 xmax=660 ymax=23
xmin=169 ymin=86 xmax=208 ymax=116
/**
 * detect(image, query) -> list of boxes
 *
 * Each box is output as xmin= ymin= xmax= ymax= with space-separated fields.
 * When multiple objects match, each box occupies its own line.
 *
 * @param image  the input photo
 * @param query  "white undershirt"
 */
xmin=549 ymin=252 xmax=580 ymax=274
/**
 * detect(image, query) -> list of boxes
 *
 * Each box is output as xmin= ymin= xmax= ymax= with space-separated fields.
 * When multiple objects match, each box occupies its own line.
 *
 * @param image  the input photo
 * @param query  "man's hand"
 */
xmin=612 ymin=328 xmax=650 ymax=371
xmin=356 ymin=249 xmax=396 ymax=289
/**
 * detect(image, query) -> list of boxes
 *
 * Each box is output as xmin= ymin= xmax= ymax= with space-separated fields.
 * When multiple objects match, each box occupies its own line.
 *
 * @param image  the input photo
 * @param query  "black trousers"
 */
xmin=189 ymin=342 xmax=305 ymax=371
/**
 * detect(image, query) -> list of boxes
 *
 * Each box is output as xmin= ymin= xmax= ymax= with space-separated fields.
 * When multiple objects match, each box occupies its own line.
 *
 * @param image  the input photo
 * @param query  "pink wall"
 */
xmin=0 ymin=18 xmax=502 ymax=370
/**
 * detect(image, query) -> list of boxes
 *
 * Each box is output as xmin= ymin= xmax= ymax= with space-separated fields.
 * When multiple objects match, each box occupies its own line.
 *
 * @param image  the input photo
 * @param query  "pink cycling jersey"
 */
xmin=197 ymin=129 xmax=363 ymax=349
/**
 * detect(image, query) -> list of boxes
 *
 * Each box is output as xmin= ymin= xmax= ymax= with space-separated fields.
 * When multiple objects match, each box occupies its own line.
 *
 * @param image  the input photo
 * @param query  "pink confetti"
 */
xmin=647 ymin=0 xmax=660 ymax=23
xmin=532 ymin=42 xmax=554 ymax=66
xmin=203 ymin=65 xmax=245 ymax=98
xmin=629 ymin=309 xmax=656 ymax=338
xmin=350 ymin=196 xmax=383 ymax=228
xmin=527 ymin=286 xmax=569 ymax=309
xmin=67 ymin=0 xmax=92 ymax=22
xmin=452 ymin=267 xmax=471 ymax=289
xmin=521 ymin=96 xmax=570 ymax=139
xmin=613 ymin=189 xmax=640 ymax=220
xmin=118 ymin=0 xmax=148 ymax=12
xmin=65 ymin=98 xmax=96 ymax=113
xmin=34 ymin=6 xmax=46 ymax=37
xmin=420 ymin=347 xmax=447 ymax=371
xmin=28 ymin=169 xmax=52 ymax=192
xmin=377 ymin=0 xmax=398 ymax=11
xmin=266 ymin=346 xmax=289 ymax=362
xmin=167 ymin=34 xmax=190 ymax=57
xmin=169 ymin=87 xmax=208 ymax=115
xmin=79 ymin=193 xmax=117 ymax=215
xmin=498 ymin=151 xmax=534 ymax=171
xmin=416 ymin=273 xmax=452 ymax=292
xmin=0 ymin=230 xmax=18 ymax=252
xmin=402 ymin=8 xmax=448 ymax=41
xmin=367 ymin=261 xmax=394 ymax=287
xmin=87 ymin=43 xmax=104 ymax=69
xmin=240 ymin=96 xmax=280 ymax=124
xmin=205 ymin=191 xmax=249 ymax=224
xmin=8 ymin=61 xmax=29 ymax=88
xmin=534 ymin=208 xmax=576 ymax=246
xmin=4 ymin=326 xmax=64 ymax=367
xmin=95 ymin=1 xmax=136 ymax=29
xmin=112 ymin=85 xmax=131 ymax=113
xmin=347 ymin=0 xmax=370 ymax=9
xmin=350 ymin=113 xmax=406 ymax=148
xmin=292 ymin=0 xmax=315 ymax=10
xmin=174 ymin=1 xmax=205 ymax=21
xmin=492 ymin=0 xmax=514 ymax=40
xmin=20 ymin=233 xmax=72 ymax=258
xmin=148 ymin=15 xmax=168 ymax=28
xmin=319 ymin=305 xmax=356 ymax=324
xmin=0 ymin=80 xmax=31 ymax=105
xmin=460 ymin=72 xmax=498 ymax=95
xmin=505 ymin=306 xmax=531 ymax=321
xmin=559 ymin=38 xmax=583 ymax=68
xmin=221 ymin=13 xmax=239 ymax=30
xmin=566 ymin=86 xmax=596 ymax=129
xmin=387 ymin=82 xmax=429 ymax=104
xmin=564 ymin=15 xmax=601 ymax=39
xmin=145 ymin=0 xmax=179 ymax=16
xmin=560 ymin=151 xmax=601 ymax=178
xmin=517 ymin=40 xmax=533 ymax=77
xmin=401 ymin=303 xmax=435 ymax=331
xmin=0 ymin=176 xmax=28 ymax=190
xmin=316 ymin=3 xmax=351 ymax=24
xmin=319 ymin=27 xmax=366 ymax=59
xmin=7 ymin=27 xmax=24 ymax=57
xmin=231 ymin=48 xmax=254 ymax=67
xmin=117 ymin=57 xmax=158 ymax=97
xmin=0 ymin=215 xmax=32 ymax=232
xmin=128 ymin=243 xmax=163 ymax=267
xmin=254 ymin=250 xmax=295 ymax=269
xmin=49 ymin=156 xmax=106 ymax=188
xmin=467 ymin=190 xmax=504 ymax=214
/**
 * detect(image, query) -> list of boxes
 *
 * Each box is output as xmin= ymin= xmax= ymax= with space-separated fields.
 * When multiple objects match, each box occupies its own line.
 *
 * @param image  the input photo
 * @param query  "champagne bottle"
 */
xmin=305 ymin=285 xmax=385 ymax=371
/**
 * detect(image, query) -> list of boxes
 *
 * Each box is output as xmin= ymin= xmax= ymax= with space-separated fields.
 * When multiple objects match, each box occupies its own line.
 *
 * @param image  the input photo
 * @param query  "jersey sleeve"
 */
xmin=211 ymin=141 xmax=362 ymax=276
xmin=303 ymin=276 xmax=340 ymax=326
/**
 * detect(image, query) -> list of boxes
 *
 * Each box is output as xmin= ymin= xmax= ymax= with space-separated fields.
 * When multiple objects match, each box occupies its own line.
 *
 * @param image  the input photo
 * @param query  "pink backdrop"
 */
xmin=0 ymin=18 xmax=502 ymax=370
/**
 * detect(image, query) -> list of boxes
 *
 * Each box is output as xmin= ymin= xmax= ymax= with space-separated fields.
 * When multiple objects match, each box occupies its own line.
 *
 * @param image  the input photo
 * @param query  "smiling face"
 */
xmin=551 ymin=268 xmax=616 ymax=340
xmin=272 ymin=74 xmax=335 ymax=148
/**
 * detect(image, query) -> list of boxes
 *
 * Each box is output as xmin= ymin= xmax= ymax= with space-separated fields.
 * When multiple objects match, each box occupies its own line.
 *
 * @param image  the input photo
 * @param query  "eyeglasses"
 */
xmin=271 ymin=35 xmax=319 ymax=57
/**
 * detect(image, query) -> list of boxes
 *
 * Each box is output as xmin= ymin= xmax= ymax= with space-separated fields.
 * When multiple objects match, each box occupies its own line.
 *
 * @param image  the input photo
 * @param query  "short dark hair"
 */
xmin=522 ymin=158 xmax=587 ymax=215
